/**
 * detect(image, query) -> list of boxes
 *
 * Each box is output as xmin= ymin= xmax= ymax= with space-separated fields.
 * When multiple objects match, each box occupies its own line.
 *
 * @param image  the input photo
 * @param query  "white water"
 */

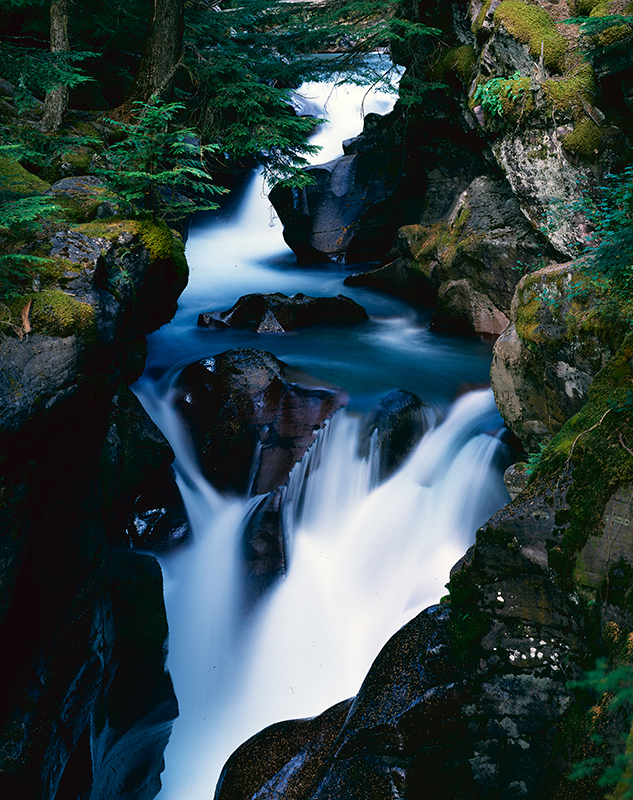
xmin=134 ymin=67 xmax=511 ymax=799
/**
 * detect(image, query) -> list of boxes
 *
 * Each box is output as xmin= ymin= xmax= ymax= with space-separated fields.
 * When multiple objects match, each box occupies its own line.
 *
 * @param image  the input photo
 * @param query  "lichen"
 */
xmin=494 ymin=0 xmax=570 ymax=73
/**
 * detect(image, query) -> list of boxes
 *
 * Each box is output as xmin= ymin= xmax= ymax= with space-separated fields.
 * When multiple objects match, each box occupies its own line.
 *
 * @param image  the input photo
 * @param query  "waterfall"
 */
xmin=133 ymin=65 xmax=511 ymax=799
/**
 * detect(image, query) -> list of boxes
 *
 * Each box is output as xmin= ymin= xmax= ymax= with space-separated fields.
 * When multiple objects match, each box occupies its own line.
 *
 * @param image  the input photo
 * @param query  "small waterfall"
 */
xmin=134 ymin=374 xmax=509 ymax=800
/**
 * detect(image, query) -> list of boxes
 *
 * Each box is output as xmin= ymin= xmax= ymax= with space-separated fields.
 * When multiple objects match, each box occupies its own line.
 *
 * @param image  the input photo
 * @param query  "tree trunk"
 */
xmin=122 ymin=0 xmax=185 ymax=112
xmin=39 ymin=0 xmax=70 ymax=133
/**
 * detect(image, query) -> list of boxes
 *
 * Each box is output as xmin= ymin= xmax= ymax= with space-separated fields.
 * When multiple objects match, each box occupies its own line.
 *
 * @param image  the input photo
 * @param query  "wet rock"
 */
xmin=126 ymin=467 xmax=190 ymax=552
xmin=101 ymin=384 xmax=175 ymax=537
xmin=359 ymin=389 xmax=433 ymax=479
xmin=174 ymin=349 xmax=348 ymax=495
xmin=242 ymin=487 xmax=287 ymax=608
xmin=343 ymin=256 xmax=437 ymax=307
xmin=198 ymin=292 xmax=368 ymax=333
xmin=503 ymin=463 xmax=529 ymax=501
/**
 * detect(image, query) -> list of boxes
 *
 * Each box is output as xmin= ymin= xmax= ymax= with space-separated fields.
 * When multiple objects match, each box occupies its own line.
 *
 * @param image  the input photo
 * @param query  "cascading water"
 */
xmin=133 ymin=66 xmax=511 ymax=799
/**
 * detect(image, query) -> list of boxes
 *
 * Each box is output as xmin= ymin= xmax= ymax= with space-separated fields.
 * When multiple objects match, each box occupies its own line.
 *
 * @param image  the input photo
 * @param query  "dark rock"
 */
xmin=430 ymin=278 xmax=510 ymax=338
xmin=344 ymin=256 xmax=437 ymax=307
xmin=174 ymin=349 xmax=348 ymax=495
xmin=126 ymin=467 xmax=190 ymax=552
xmin=242 ymin=487 xmax=287 ymax=608
xmin=359 ymin=390 xmax=434 ymax=479
xmin=216 ymin=698 xmax=354 ymax=800
xmin=101 ymin=384 xmax=175 ymax=537
xmin=198 ymin=292 xmax=368 ymax=333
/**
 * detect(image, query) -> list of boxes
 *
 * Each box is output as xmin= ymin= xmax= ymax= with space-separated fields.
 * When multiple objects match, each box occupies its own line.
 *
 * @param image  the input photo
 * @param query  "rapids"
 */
xmin=133 ymin=66 xmax=511 ymax=799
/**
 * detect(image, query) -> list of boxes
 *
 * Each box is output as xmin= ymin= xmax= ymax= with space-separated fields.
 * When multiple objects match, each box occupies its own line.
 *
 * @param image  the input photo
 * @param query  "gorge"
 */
xmin=2 ymin=0 xmax=633 ymax=797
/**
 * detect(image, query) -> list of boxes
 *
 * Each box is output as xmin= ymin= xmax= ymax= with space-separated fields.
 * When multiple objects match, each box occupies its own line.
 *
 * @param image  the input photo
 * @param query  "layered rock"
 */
xmin=174 ymin=349 xmax=348 ymax=495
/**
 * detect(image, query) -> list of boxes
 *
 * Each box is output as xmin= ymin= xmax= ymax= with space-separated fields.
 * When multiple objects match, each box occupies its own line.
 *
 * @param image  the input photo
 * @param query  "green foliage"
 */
xmin=96 ymin=98 xmax=227 ymax=219
xmin=564 ymin=14 xmax=633 ymax=67
xmin=0 ymin=42 xmax=96 ymax=109
xmin=569 ymin=659 xmax=633 ymax=798
xmin=473 ymin=71 xmax=527 ymax=117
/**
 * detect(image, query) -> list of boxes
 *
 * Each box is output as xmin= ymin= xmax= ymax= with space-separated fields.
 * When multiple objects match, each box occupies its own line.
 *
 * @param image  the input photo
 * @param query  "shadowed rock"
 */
xmin=174 ymin=349 xmax=348 ymax=495
xmin=198 ymin=292 xmax=368 ymax=333
xmin=359 ymin=390 xmax=434 ymax=480
xmin=126 ymin=467 xmax=190 ymax=552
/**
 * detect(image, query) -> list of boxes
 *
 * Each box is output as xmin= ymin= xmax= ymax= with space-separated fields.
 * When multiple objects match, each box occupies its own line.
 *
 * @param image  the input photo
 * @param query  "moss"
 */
xmin=0 ymin=157 xmax=51 ymax=199
xmin=473 ymin=0 xmax=495 ymax=34
xmin=494 ymin=0 xmax=570 ymax=73
xmin=531 ymin=334 xmax=633 ymax=586
xmin=562 ymin=117 xmax=602 ymax=159
xmin=28 ymin=289 xmax=96 ymax=338
xmin=571 ymin=0 xmax=603 ymax=13
xmin=543 ymin=63 xmax=596 ymax=117
xmin=433 ymin=44 xmax=478 ymax=85
xmin=137 ymin=218 xmax=176 ymax=262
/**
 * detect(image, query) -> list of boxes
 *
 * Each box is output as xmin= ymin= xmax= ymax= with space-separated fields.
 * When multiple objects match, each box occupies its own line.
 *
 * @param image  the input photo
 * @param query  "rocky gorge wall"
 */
xmin=0 ymin=190 xmax=186 ymax=798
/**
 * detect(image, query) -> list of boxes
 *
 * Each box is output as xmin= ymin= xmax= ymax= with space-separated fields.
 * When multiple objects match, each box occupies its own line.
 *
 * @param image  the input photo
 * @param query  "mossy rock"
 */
xmin=27 ymin=289 xmax=96 ymax=338
xmin=530 ymin=333 xmax=633 ymax=585
xmin=0 ymin=157 xmax=50 ymax=200
xmin=494 ymin=0 xmax=569 ymax=72
xmin=542 ymin=63 xmax=596 ymax=117
xmin=562 ymin=117 xmax=602 ymax=159
xmin=432 ymin=45 xmax=478 ymax=85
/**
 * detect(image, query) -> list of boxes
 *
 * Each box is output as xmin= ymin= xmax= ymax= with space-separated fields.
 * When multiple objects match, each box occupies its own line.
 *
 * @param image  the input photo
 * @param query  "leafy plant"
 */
xmin=473 ymin=71 xmax=526 ymax=118
xmin=96 ymin=97 xmax=227 ymax=219
xmin=569 ymin=659 xmax=633 ymax=798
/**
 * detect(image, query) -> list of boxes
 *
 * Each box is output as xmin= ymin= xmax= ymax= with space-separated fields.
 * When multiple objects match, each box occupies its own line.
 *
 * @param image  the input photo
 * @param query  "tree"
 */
xmin=38 ymin=0 xmax=70 ymax=131
xmin=118 ymin=0 xmax=185 ymax=113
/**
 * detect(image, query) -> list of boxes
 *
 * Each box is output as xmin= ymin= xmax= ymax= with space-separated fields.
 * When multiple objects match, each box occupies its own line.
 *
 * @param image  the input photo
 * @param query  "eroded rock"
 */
xmin=174 ymin=349 xmax=348 ymax=495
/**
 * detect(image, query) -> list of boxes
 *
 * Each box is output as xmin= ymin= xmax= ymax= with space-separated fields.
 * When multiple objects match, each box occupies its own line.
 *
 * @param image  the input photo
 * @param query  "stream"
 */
xmin=133 ymin=69 xmax=511 ymax=799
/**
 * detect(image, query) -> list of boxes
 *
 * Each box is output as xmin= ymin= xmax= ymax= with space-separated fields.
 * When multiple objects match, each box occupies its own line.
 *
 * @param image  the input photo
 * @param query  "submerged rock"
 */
xmin=174 ymin=349 xmax=348 ymax=495
xmin=198 ymin=292 xmax=368 ymax=333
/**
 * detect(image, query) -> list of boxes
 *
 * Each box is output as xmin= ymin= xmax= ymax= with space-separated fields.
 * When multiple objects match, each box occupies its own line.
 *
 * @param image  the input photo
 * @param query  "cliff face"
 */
xmin=0 ymin=211 xmax=185 ymax=798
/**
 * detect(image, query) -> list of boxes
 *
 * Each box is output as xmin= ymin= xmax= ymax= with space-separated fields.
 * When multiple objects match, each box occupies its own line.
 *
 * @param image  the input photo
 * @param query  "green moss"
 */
xmin=0 ymin=157 xmax=51 ymax=199
xmin=571 ymin=0 xmax=603 ymax=14
xmin=543 ymin=63 xmax=596 ymax=116
xmin=494 ymin=0 xmax=570 ymax=73
xmin=433 ymin=44 xmax=477 ymax=84
xmin=28 ymin=289 xmax=96 ymax=338
xmin=473 ymin=0 xmax=495 ymax=34
xmin=137 ymin=218 xmax=176 ymax=262
xmin=531 ymin=334 xmax=633 ymax=586
xmin=562 ymin=117 xmax=602 ymax=159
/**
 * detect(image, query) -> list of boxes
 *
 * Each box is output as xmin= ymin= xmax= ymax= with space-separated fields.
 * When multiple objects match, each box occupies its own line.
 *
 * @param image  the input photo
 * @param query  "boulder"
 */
xmin=430 ymin=279 xmax=510 ymax=338
xmin=174 ymin=349 xmax=348 ymax=495
xmin=198 ymin=292 xmax=368 ymax=333
xmin=359 ymin=389 xmax=434 ymax=480
xmin=490 ymin=263 xmax=618 ymax=452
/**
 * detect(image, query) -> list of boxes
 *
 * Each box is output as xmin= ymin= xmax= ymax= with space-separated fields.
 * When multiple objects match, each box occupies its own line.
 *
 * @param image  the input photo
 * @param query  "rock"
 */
xmin=503 ymin=463 xmax=529 ymax=501
xmin=47 ymin=175 xmax=121 ymax=221
xmin=430 ymin=278 xmax=510 ymax=338
xmin=344 ymin=256 xmax=437 ymax=307
xmin=174 ymin=349 xmax=348 ymax=495
xmin=359 ymin=390 xmax=434 ymax=479
xmin=198 ymin=292 xmax=368 ymax=332
xmin=216 ymin=698 xmax=354 ymax=800
xmin=126 ymin=467 xmax=190 ymax=552
xmin=490 ymin=263 xmax=618 ymax=452
xmin=100 ymin=384 xmax=175 ymax=537
xmin=242 ymin=487 xmax=287 ymax=608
